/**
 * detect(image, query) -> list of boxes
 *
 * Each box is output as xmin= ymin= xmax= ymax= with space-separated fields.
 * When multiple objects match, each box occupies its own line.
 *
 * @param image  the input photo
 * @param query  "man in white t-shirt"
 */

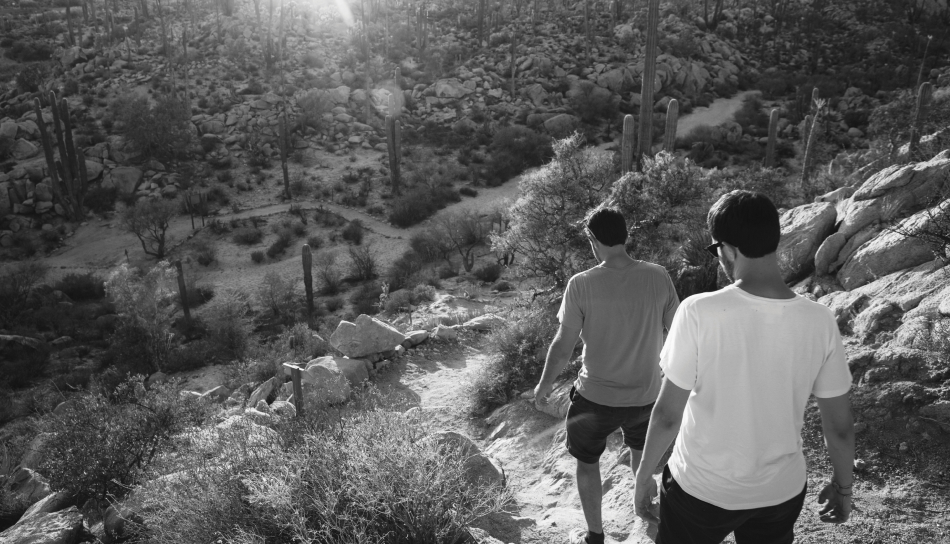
xmin=633 ymin=190 xmax=855 ymax=543
xmin=534 ymin=208 xmax=679 ymax=544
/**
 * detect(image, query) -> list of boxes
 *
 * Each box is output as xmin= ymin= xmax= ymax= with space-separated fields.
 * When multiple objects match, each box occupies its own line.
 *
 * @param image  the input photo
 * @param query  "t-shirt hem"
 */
xmin=675 ymin=477 xmax=806 ymax=511
xmin=660 ymin=366 xmax=694 ymax=391
xmin=813 ymin=384 xmax=852 ymax=398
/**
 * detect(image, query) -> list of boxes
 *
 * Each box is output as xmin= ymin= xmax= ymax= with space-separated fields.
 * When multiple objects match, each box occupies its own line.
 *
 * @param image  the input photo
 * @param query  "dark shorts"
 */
xmin=564 ymin=386 xmax=654 ymax=464
xmin=657 ymin=465 xmax=807 ymax=544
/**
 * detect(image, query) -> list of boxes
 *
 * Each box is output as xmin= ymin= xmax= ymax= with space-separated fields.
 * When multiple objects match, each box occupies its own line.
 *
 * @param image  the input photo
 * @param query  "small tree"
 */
xmin=112 ymin=92 xmax=193 ymax=160
xmin=122 ymin=198 xmax=178 ymax=259
xmin=349 ymin=244 xmax=378 ymax=281
xmin=492 ymin=133 xmax=614 ymax=288
xmin=433 ymin=210 xmax=491 ymax=273
xmin=257 ymin=271 xmax=299 ymax=318
xmin=105 ymin=262 xmax=177 ymax=372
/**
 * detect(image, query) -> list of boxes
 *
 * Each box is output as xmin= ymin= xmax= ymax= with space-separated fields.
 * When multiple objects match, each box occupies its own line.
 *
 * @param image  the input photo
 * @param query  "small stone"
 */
xmin=854 ymin=459 xmax=867 ymax=471
xmin=853 ymin=422 xmax=867 ymax=434
xmin=899 ymin=442 xmax=909 ymax=452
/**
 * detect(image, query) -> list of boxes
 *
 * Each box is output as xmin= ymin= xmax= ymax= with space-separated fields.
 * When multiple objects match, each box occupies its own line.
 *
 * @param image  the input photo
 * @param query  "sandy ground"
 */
xmin=677 ymin=90 xmax=760 ymax=138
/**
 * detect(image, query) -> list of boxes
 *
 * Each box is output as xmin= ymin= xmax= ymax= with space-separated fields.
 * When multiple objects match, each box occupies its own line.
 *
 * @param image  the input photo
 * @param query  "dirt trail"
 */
xmin=677 ymin=90 xmax=759 ymax=137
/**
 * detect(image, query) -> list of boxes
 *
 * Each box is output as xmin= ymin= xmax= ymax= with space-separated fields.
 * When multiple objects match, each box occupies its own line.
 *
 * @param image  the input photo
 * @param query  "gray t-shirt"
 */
xmin=558 ymin=261 xmax=679 ymax=407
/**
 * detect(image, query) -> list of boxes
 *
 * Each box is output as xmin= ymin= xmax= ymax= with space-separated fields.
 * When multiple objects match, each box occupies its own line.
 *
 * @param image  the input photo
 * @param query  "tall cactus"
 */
xmin=584 ymin=0 xmax=592 ymax=65
xmin=33 ymin=92 xmax=88 ymax=222
xmin=663 ymin=99 xmax=679 ymax=152
xmin=509 ymin=36 xmax=517 ymax=97
xmin=765 ymin=108 xmax=779 ymax=168
xmin=302 ymin=244 xmax=313 ymax=316
xmin=909 ymin=82 xmax=933 ymax=157
xmin=386 ymin=114 xmax=401 ymax=195
xmin=621 ymin=114 xmax=636 ymax=174
xmin=637 ymin=0 xmax=660 ymax=170
xmin=800 ymin=100 xmax=825 ymax=189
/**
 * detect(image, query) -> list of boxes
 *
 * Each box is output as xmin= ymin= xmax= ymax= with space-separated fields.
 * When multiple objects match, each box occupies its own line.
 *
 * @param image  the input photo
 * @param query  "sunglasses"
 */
xmin=706 ymin=241 xmax=723 ymax=258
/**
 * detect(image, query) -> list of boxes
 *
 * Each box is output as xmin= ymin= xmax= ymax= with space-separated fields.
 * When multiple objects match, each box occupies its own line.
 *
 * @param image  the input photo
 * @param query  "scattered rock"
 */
xmin=0 ymin=506 xmax=83 ymax=544
xmin=300 ymin=356 xmax=371 ymax=387
xmin=329 ymin=314 xmax=407 ymax=358
xmin=461 ymin=314 xmax=508 ymax=332
xmin=246 ymin=376 xmax=280 ymax=407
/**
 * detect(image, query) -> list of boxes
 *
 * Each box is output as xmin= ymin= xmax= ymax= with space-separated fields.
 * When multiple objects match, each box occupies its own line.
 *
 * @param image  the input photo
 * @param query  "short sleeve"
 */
xmin=557 ymin=276 xmax=584 ymax=330
xmin=662 ymin=272 xmax=681 ymax=330
xmin=812 ymin=316 xmax=852 ymax=398
xmin=659 ymin=300 xmax=698 ymax=390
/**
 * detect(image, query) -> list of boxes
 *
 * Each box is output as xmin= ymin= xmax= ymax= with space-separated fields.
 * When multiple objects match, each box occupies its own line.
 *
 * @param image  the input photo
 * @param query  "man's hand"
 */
xmin=634 ymin=475 xmax=660 ymax=526
xmin=817 ymin=482 xmax=851 ymax=523
xmin=533 ymin=382 xmax=553 ymax=409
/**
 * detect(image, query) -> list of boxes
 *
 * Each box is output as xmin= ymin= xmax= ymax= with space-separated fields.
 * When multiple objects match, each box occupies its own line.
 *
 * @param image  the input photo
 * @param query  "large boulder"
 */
xmin=852 ymin=156 xmax=950 ymax=202
xmin=3 ymin=467 xmax=51 ymax=507
xmin=814 ymin=232 xmax=848 ymax=275
xmin=776 ymin=202 xmax=837 ymax=282
xmin=433 ymin=78 xmax=472 ymax=99
xmin=11 ymin=139 xmax=39 ymax=160
xmin=296 ymin=359 xmax=352 ymax=407
xmin=246 ymin=376 xmax=281 ymax=407
xmin=329 ymin=314 xmax=407 ymax=358
xmin=297 ymin=356 xmax=371 ymax=387
xmin=0 ymin=506 xmax=83 ymax=544
xmin=837 ymin=203 xmax=947 ymax=290
xmin=370 ymin=88 xmax=394 ymax=114
xmin=105 ymin=167 xmax=143 ymax=196
xmin=328 ymin=86 xmax=351 ymax=105
xmin=84 ymin=160 xmax=104 ymax=181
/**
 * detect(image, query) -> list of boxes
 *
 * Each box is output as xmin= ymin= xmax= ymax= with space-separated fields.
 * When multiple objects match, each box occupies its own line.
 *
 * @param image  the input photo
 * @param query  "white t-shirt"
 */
xmin=661 ymin=285 xmax=852 ymax=510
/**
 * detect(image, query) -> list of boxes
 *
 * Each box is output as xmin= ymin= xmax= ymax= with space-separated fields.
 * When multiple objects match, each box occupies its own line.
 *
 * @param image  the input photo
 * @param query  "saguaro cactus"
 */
xmin=175 ymin=260 xmax=191 ymax=324
xmin=33 ymin=92 xmax=89 ymax=222
xmin=386 ymin=114 xmax=401 ymax=195
xmin=801 ymin=100 xmax=825 ymax=189
xmin=302 ymin=244 xmax=314 ymax=316
xmin=416 ymin=2 xmax=427 ymax=52
xmin=621 ymin=114 xmax=636 ymax=174
xmin=765 ymin=108 xmax=779 ymax=168
xmin=663 ymin=99 xmax=679 ymax=152
xmin=279 ymin=113 xmax=290 ymax=199
xmin=637 ymin=0 xmax=660 ymax=170
xmin=584 ymin=0 xmax=592 ymax=65
xmin=909 ymin=82 xmax=933 ymax=157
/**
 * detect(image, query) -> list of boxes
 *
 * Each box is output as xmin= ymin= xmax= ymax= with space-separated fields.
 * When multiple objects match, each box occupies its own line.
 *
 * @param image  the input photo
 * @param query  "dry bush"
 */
xmin=348 ymin=244 xmax=378 ymax=282
xmin=256 ymin=271 xmax=299 ymax=318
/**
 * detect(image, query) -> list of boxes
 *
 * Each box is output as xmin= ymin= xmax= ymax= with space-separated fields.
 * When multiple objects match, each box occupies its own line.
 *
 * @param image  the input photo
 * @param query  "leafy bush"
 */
xmin=387 ymin=249 xmax=426 ymax=292
xmin=486 ymin=126 xmax=554 ymax=186
xmin=324 ymin=295 xmax=344 ymax=312
xmin=40 ymin=376 xmax=209 ymax=503
xmin=468 ymin=306 xmax=559 ymax=416
xmin=306 ymin=234 xmax=323 ymax=250
xmin=54 ymin=272 xmax=105 ymax=301
xmin=0 ymin=262 xmax=49 ymax=328
xmin=84 ymin=184 xmax=117 ymax=214
xmin=473 ymin=262 xmax=502 ymax=283
xmin=266 ymin=230 xmax=293 ymax=258
xmin=257 ymin=271 xmax=299 ymax=318
xmin=388 ymin=185 xmax=461 ymax=227
xmin=341 ymin=219 xmax=365 ymax=245
xmin=233 ymin=227 xmax=264 ymax=245
xmin=251 ymin=250 xmax=265 ymax=263
xmin=349 ymin=282 xmax=383 ymax=315
xmin=192 ymin=240 xmax=217 ymax=266
xmin=135 ymin=409 xmax=508 ymax=544
xmin=111 ymin=92 xmax=193 ymax=160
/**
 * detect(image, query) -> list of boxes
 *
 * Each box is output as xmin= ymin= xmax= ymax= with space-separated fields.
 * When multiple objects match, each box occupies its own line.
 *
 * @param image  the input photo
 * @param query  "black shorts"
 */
xmin=564 ymin=386 xmax=654 ymax=464
xmin=657 ymin=465 xmax=807 ymax=544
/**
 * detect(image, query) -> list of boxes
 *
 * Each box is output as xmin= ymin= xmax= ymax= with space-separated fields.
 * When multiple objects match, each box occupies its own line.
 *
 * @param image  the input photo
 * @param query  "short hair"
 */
xmin=707 ymin=190 xmax=780 ymax=258
xmin=586 ymin=207 xmax=627 ymax=247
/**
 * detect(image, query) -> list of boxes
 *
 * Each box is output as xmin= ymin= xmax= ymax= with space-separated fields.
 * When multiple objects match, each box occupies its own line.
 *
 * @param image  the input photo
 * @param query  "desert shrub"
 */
xmin=350 ymin=282 xmax=383 ymax=315
xmin=608 ymin=152 xmax=707 ymax=234
xmin=705 ymin=166 xmax=793 ymax=209
xmin=317 ymin=250 xmax=344 ymax=295
xmin=306 ymin=234 xmax=323 ymax=250
xmin=5 ymin=41 xmax=53 ymax=62
xmin=135 ymin=409 xmax=508 ymax=544
xmin=257 ymin=271 xmax=299 ymax=318
xmin=54 ymin=272 xmax=105 ymax=301
xmin=486 ymin=126 xmax=554 ymax=186
xmin=0 ymin=341 xmax=50 ymax=390
xmin=84 ymin=184 xmax=117 ymax=214
xmin=104 ymin=262 xmax=177 ymax=373
xmin=0 ymin=482 xmax=29 ymax=529
xmin=676 ymin=124 xmax=722 ymax=149
xmin=568 ymin=80 xmax=618 ymax=123
xmin=348 ymin=244 xmax=378 ymax=281
xmin=251 ymin=250 xmax=265 ymax=263
xmin=473 ymin=262 xmax=502 ymax=283
xmin=388 ymin=185 xmax=461 ymax=227
xmin=296 ymin=89 xmax=332 ymax=132
xmin=233 ymin=227 xmax=264 ymax=245
xmin=14 ymin=63 xmax=48 ymax=93
xmin=341 ymin=219 xmax=365 ymax=245
xmin=111 ymin=92 xmax=193 ymax=160
xmin=266 ymin=230 xmax=293 ymax=258
xmin=204 ymin=288 xmax=251 ymax=361
xmin=324 ymin=295 xmax=344 ymax=312
xmin=468 ymin=306 xmax=560 ymax=416
xmin=733 ymin=95 xmax=770 ymax=133
xmin=494 ymin=133 xmax=615 ymax=288
xmin=387 ymin=250 xmax=426 ymax=292
xmin=192 ymin=240 xmax=217 ymax=266
xmin=40 ymin=376 xmax=209 ymax=503
xmin=0 ymin=262 xmax=49 ymax=328
xmin=459 ymin=186 xmax=478 ymax=197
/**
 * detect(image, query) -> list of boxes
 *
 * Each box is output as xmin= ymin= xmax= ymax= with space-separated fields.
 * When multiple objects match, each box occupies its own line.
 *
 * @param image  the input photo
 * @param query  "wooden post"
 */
xmin=283 ymin=362 xmax=304 ymax=417
xmin=637 ymin=0 xmax=660 ymax=170
xmin=621 ymin=114 xmax=636 ymax=174
xmin=175 ymin=260 xmax=191 ymax=324
xmin=663 ymin=99 xmax=679 ymax=152
xmin=765 ymin=108 xmax=779 ymax=168
xmin=302 ymin=244 xmax=314 ymax=316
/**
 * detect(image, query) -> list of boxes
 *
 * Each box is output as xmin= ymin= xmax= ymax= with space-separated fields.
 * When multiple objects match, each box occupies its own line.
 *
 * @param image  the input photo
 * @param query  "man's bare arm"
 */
xmin=533 ymin=323 xmax=581 ymax=402
xmin=815 ymin=393 xmax=854 ymax=523
xmin=634 ymin=378 xmax=690 ymax=524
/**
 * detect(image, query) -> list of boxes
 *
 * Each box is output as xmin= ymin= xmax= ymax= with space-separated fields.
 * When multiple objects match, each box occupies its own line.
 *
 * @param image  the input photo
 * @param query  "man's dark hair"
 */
xmin=586 ymin=207 xmax=627 ymax=247
xmin=707 ymin=190 xmax=780 ymax=258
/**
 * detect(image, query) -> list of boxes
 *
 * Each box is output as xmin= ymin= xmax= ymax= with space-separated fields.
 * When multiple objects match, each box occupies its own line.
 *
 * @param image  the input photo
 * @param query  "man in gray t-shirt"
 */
xmin=534 ymin=207 xmax=679 ymax=544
